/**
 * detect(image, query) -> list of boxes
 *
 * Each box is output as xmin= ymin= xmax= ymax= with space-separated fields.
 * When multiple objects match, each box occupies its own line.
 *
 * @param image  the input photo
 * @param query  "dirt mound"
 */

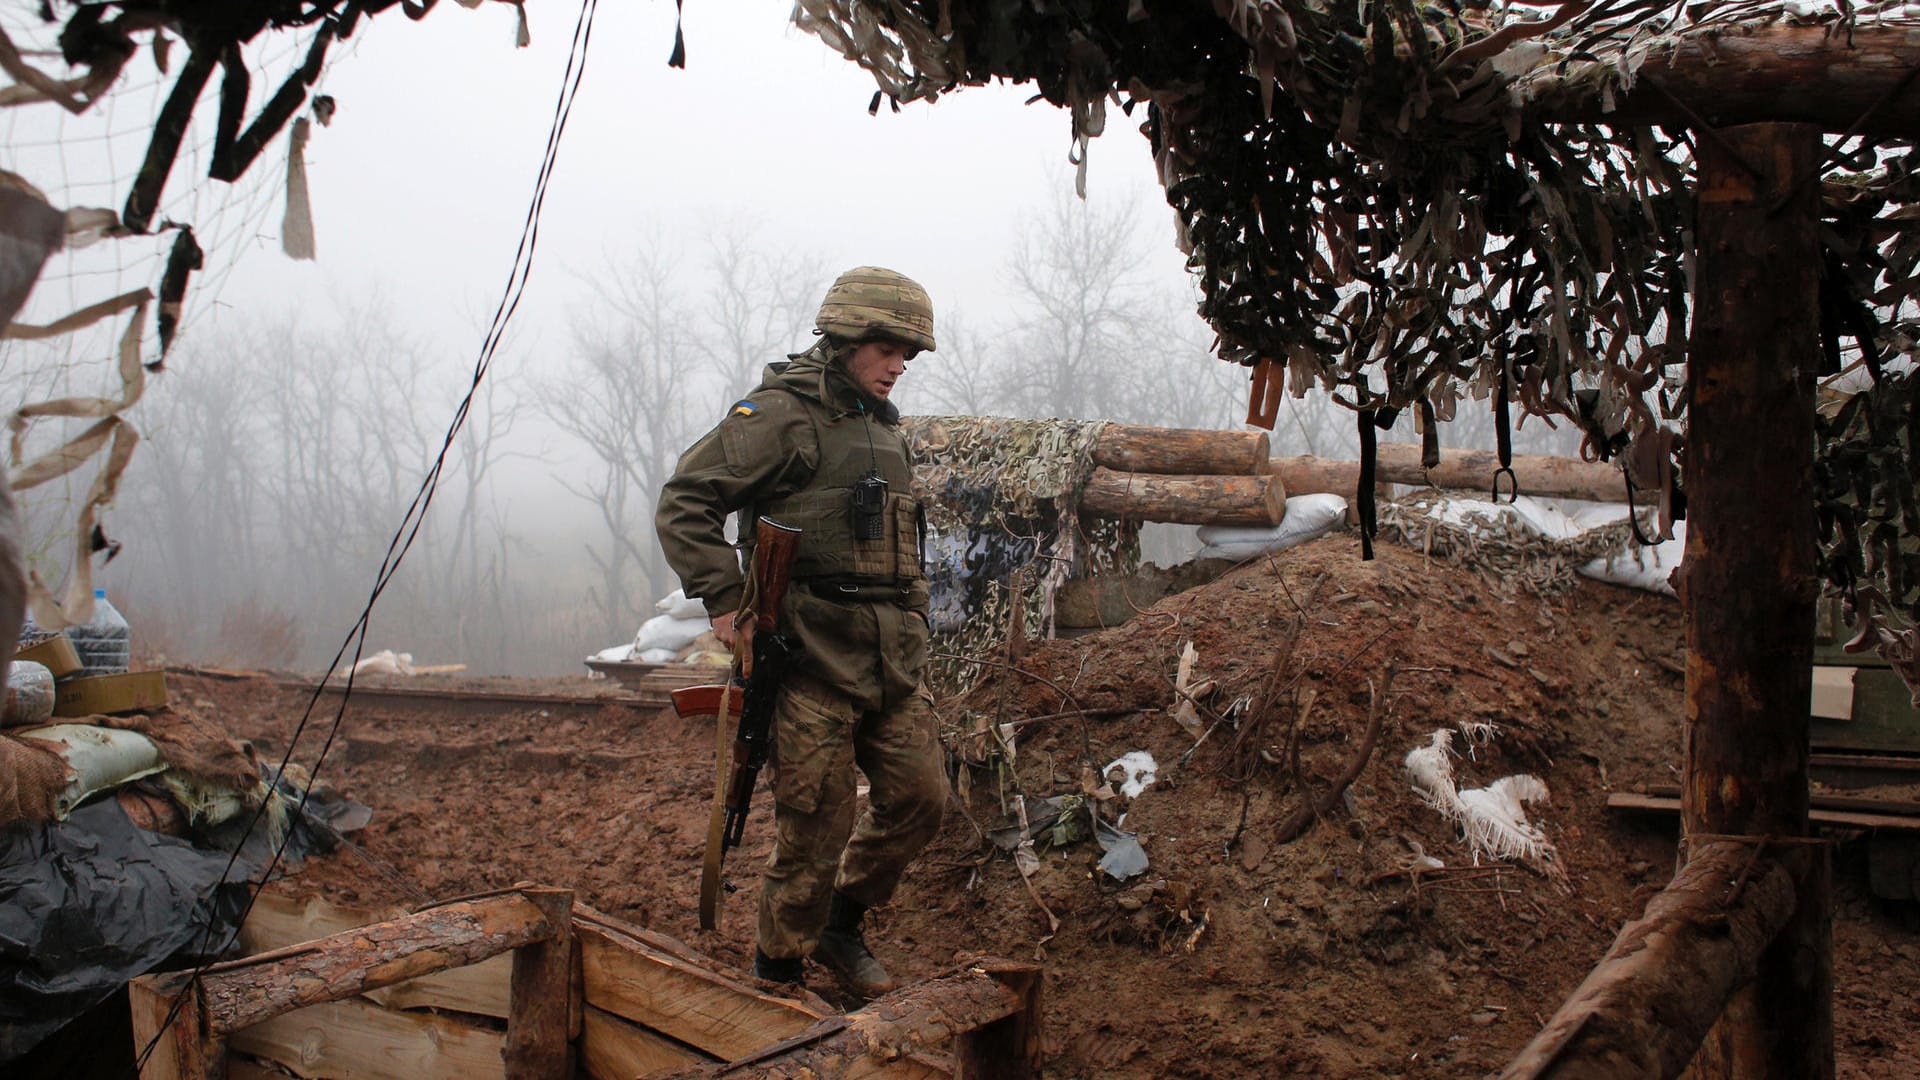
xmin=192 ymin=534 xmax=1920 ymax=1078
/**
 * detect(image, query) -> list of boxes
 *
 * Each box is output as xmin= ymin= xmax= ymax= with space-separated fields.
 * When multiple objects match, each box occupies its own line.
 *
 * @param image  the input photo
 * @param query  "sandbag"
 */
xmin=1196 ymin=493 xmax=1348 ymax=559
xmin=632 ymin=614 xmax=709 ymax=655
xmin=653 ymin=588 xmax=709 ymax=621
xmin=1579 ymin=520 xmax=1684 ymax=597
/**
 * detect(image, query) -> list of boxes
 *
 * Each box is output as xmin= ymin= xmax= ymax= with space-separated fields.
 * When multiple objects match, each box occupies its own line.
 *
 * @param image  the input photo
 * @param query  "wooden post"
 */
xmin=953 ymin=959 xmax=1043 ymax=1079
xmin=507 ymin=886 xmax=577 ymax=1079
xmin=130 ymin=971 xmax=221 ymax=1080
xmin=1680 ymin=121 xmax=1831 ymax=1079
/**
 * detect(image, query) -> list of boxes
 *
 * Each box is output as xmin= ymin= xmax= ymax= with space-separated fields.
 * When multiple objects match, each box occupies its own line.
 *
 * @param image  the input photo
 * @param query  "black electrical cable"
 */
xmin=131 ymin=0 xmax=601 ymax=1070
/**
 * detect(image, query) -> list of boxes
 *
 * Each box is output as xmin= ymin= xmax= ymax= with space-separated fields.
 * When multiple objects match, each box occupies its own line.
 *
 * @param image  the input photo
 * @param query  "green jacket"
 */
xmin=655 ymin=342 xmax=930 ymax=713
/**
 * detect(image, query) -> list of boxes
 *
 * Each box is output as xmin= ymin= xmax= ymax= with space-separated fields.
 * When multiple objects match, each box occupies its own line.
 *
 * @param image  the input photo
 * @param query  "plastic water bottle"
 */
xmin=67 ymin=588 xmax=131 ymax=677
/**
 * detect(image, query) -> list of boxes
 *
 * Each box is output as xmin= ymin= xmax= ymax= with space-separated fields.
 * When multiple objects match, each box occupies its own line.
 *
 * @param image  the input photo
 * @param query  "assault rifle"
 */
xmin=719 ymin=516 xmax=802 ymax=850
xmin=672 ymin=517 xmax=802 ymax=927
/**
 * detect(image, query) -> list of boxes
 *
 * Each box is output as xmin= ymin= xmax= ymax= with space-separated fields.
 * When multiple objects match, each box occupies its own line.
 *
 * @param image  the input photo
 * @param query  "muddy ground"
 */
xmin=185 ymin=535 xmax=1920 ymax=1078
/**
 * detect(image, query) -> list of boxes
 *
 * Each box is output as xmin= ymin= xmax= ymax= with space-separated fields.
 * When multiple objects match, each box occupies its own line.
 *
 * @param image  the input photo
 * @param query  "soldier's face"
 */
xmin=845 ymin=339 xmax=914 ymax=400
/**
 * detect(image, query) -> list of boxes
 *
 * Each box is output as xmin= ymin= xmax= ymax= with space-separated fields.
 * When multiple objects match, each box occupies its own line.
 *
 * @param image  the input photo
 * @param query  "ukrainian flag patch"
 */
xmin=729 ymin=400 xmax=758 ymax=417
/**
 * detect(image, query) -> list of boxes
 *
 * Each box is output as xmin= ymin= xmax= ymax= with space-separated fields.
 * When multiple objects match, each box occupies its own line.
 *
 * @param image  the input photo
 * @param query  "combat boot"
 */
xmin=815 ymin=892 xmax=898 ymax=997
xmin=751 ymin=948 xmax=805 ymax=987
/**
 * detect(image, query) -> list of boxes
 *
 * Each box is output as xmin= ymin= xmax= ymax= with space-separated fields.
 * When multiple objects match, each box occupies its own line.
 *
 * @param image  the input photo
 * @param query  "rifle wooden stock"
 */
xmin=750 ymin=518 xmax=801 ymax=633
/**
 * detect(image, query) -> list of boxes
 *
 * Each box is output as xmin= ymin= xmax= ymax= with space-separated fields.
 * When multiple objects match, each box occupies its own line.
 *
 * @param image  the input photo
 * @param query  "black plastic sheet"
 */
xmin=0 ymin=799 xmax=247 ymax=1064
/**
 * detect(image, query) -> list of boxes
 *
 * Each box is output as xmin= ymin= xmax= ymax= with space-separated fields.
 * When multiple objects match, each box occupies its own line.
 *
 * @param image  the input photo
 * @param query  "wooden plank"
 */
xmin=228 ymin=996 xmax=505 ymax=1080
xmin=653 ymin=968 xmax=1021 ymax=1079
xmin=1607 ymin=792 xmax=1920 ymax=832
xmin=202 ymin=892 xmax=553 ymax=1034
xmin=241 ymin=890 xmax=512 ymax=1018
xmin=580 ymin=1004 xmax=710 ymax=1080
xmin=1640 ymin=784 xmax=1920 ymax=820
xmin=577 ymin=921 xmax=823 ymax=1060
xmin=1810 ymin=752 xmax=1920 ymax=790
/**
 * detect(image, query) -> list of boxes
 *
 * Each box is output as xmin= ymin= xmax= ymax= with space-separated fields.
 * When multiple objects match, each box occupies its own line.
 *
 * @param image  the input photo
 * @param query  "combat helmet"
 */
xmin=815 ymin=266 xmax=936 ymax=353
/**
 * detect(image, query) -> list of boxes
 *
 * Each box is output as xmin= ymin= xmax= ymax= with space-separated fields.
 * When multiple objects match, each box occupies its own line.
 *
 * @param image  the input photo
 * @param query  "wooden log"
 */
xmin=1091 ymin=424 xmax=1269 ymax=475
xmin=506 ymin=886 xmax=576 ymax=1080
xmin=130 ymin=971 xmax=220 ymax=1080
xmin=1678 ymin=123 xmax=1830 ymax=1080
xmin=1525 ymin=27 xmax=1920 ymax=136
xmin=1080 ymin=467 xmax=1284 ymax=525
xmin=576 ymin=918 xmax=825 ymax=1060
xmin=657 ymin=964 xmax=1026 ymax=1079
xmin=226 ymin=995 xmax=506 ymax=1080
xmin=199 ymin=891 xmax=555 ymax=1035
xmin=1273 ymin=445 xmax=1628 ymax=503
xmin=239 ymin=890 xmax=513 ymax=1018
xmin=953 ymin=959 xmax=1043 ymax=1079
xmin=1499 ymin=840 xmax=1810 ymax=1080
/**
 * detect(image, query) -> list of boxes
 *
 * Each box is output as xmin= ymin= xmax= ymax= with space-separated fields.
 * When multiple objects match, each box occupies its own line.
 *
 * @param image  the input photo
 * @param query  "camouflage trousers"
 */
xmin=757 ymin=674 xmax=947 ymax=960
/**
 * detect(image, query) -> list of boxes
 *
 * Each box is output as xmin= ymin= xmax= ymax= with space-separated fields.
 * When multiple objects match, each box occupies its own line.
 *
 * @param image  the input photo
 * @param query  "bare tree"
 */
xmin=993 ymin=190 xmax=1184 ymax=422
xmin=541 ymin=247 xmax=700 ymax=645
xmin=701 ymin=223 xmax=830 ymax=394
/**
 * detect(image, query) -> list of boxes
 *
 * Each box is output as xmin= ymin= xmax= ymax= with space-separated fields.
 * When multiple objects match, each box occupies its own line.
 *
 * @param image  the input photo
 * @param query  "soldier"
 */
xmin=655 ymin=267 xmax=947 ymax=996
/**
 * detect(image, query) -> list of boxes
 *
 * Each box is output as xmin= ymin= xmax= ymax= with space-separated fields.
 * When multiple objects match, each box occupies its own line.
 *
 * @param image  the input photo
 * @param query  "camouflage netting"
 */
xmin=903 ymin=415 xmax=1136 ymax=696
xmin=796 ymin=0 xmax=1920 ymax=688
xmin=1377 ymin=490 xmax=1646 ymax=599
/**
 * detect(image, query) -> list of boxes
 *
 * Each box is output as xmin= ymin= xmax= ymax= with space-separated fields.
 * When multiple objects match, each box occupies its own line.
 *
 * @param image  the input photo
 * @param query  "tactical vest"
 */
xmin=753 ymin=399 xmax=924 ymax=592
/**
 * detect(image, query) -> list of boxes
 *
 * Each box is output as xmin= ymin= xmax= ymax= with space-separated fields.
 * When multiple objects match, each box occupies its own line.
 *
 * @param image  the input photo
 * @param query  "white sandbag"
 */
xmin=653 ymin=588 xmax=709 ymax=621
xmin=633 ymin=614 xmax=709 ymax=654
xmin=637 ymin=647 xmax=677 ymax=664
xmin=589 ymin=644 xmax=633 ymax=663
xmin=1505 ymin=495 xmax=1582 ymax=542
xmin=1195 ymin=493 xmax=1348 ymax=559
xmin=1578 ymin=520 xmax=1685 ymax=597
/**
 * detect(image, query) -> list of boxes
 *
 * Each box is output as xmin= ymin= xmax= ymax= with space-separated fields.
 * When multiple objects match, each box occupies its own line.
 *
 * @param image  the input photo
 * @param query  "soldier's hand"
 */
xmin=711 ymin=612 xmax=738 ymax=648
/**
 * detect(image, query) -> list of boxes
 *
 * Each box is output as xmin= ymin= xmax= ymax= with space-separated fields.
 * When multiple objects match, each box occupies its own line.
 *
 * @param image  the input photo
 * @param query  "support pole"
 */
xmin=953 ymin=959 xmax=1043 ymax=1079
xmin=507 ymin=886 xmax=577 ymax=1079
xmin=1680 ymin=121 xmax=1831 ymax=1080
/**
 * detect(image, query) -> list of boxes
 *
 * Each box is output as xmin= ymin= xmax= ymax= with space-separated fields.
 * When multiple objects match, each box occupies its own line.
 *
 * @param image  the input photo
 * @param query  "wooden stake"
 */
xmin=1679 ymin=121 xmax=1831 ymax=1079
xmin=506 ymin=886 xmax=576 ymax=1079
xmin=130 ymin=971 xmax=221 ymax=1080
xmin=953 ymin=959 xmax=1043 ymax=1079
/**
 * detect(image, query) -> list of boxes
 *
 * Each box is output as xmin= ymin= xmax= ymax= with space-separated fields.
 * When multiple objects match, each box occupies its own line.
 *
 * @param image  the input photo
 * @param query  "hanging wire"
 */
xmin=130 ymin=0 xmax=602 ymax=1069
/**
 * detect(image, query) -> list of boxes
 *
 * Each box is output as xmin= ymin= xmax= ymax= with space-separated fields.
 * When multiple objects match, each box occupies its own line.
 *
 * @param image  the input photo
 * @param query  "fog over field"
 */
xmin=0 ymin=1 xmax=1567 ymax=676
